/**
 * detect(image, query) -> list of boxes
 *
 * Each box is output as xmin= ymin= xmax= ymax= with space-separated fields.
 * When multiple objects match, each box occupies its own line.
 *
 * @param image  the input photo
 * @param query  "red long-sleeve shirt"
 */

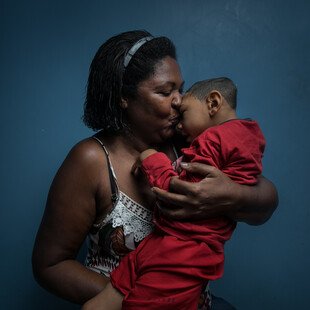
xmin=110 ymin=119 xmax=266 ymax=307
xmin=141 ymin=119 xmax=265 ymax=250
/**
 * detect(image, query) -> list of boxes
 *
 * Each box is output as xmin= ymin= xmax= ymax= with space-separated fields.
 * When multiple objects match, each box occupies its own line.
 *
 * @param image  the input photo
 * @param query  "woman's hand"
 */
xmin=152 ymin=163 xmax=278 ymax=225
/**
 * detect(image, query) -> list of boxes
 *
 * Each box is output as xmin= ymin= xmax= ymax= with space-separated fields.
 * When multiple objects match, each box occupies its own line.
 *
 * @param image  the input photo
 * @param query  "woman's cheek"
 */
xmin=152 ymin=98 xmax=172 ymax=117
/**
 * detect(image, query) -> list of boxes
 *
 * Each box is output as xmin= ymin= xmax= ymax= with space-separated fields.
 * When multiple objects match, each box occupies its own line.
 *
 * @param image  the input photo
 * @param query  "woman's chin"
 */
xmin=143 ymin=127 xmax=176 ymax=145
xmin=160 ymin=128 xmax=176 ymax=141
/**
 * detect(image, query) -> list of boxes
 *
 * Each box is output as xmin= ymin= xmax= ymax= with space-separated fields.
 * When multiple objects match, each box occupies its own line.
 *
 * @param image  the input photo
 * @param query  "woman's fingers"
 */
xmin=180 ymin=162 xmax=219 ymax=178
xmin=171 ymin=177 xmax=203 ymax=197
xmin=152 ymin=164 xmax=232 ymax=220
xmin=158 ymin=206 xmax=187 ymax=220
xmin=152 ymin=187 xmax=202 ymax=220
xmin=167 ymin=163 xmax=222 ymax=197
xmin=152 ymin=187 xmax=191 ymax=207
xmin=154 ymin=197 xmax=189 ymax=220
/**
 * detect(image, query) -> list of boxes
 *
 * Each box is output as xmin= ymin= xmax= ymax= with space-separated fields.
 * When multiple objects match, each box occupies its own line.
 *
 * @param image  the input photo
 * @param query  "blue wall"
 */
xmin=1 ymin=1 xmax=309 ymax=309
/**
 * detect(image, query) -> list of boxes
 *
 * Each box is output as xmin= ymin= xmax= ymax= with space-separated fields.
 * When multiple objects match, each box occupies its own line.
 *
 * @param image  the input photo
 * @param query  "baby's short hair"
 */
xmin=187 ymin=77 xmax=237 ymax=109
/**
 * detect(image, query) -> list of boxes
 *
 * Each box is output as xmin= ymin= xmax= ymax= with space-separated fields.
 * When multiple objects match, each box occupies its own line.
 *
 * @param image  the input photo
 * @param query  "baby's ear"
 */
xmin=206 ymin=90 xmax=222 ymax=116
xmin=120 ymin=98 xmax=128 ymax=109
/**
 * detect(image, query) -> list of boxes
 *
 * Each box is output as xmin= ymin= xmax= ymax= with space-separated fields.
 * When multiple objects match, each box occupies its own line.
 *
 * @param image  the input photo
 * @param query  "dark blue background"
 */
xmin=1 ymin=0 xmax=309 ymax=309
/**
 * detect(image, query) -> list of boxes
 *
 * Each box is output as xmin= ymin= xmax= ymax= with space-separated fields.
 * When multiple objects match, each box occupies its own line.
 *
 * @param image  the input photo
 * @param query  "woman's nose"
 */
xmin=171 ymin=92 xmax=182 ymax=110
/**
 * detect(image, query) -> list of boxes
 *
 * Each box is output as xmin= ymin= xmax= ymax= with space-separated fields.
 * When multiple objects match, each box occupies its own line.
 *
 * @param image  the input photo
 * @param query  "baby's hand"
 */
xmin=139 ymin=149 xmax=158 ymax=161
xmin=131 ymin=149 xmax=158 ymax=177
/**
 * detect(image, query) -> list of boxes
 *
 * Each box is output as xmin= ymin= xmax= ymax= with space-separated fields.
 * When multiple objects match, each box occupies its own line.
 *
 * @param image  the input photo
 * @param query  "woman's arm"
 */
xmin=32 ymin=140 xmax=110 ymax=304
xmin=152 ymin=163 xmax=278 ymax=225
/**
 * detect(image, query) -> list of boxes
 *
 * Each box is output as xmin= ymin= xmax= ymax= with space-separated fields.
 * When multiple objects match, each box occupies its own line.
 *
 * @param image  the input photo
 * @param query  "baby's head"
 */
xmin=177 ymin=77 xmax=238 ymax=142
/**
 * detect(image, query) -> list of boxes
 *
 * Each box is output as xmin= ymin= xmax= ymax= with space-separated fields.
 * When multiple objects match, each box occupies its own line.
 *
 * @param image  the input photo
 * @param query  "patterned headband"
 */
xmin=123 ymin=36 xmax=154 ymax=68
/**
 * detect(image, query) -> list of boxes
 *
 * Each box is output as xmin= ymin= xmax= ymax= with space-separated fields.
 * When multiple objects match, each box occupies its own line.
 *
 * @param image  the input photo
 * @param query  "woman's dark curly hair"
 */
xmin=83 ymin=30 xmax=177 ymax=132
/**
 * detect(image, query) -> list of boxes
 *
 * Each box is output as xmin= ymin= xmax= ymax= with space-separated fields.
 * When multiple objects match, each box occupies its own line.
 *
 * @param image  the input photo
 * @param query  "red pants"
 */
xmin=110 ymin=232 xmax=224 ymax=310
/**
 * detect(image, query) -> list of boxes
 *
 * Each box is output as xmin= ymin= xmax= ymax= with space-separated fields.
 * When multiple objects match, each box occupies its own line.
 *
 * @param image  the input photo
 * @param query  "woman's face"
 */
xmin=125 ymin=56 xmax=184 ymax=145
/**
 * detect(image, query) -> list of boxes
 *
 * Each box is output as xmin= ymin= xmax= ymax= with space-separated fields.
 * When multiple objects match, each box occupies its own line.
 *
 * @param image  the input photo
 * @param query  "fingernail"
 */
xmin=180 ymin=162 xmax=189 ymax=168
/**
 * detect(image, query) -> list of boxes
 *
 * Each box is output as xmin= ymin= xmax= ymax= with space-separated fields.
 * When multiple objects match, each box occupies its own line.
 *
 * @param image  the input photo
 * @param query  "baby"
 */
xmin=84 ymin=77 xmax=265 ymax=310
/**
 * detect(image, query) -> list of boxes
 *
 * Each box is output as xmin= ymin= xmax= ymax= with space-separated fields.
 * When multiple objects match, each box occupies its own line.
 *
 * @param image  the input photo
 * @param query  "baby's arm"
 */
xmin=82 ymin=282 xmax=123 ymax=310
xmin=140 ymin=149 xmax=179 ymax=191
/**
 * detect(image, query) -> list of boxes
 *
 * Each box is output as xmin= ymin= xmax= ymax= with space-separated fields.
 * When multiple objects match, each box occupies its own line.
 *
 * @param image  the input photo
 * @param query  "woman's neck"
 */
xmin=99 ymin=132 xmax=177 ymax=164
xmin=100 ymin=131 xmax=153 ymax=155
xmin=122 ymin=131 xmax=152 ymax=153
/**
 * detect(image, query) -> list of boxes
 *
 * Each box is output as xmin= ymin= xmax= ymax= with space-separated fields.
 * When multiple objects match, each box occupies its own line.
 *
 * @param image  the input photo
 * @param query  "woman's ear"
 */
xmin=120 ymin=98 xmax=128 ymax=109
xmin=206 ymin=90 xmax=223 ymax=116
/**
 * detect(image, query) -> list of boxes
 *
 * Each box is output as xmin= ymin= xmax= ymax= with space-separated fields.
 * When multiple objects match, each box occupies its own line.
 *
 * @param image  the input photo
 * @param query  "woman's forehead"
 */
xmin=154 ymin=57 xmax=182 ymax=76
xmin=143 ymin=56 xmax=183 ymax=87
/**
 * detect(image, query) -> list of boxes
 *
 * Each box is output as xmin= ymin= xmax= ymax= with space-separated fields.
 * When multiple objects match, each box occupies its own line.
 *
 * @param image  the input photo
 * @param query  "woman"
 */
xmin=32 ymin=30 xmax=277 ymax=309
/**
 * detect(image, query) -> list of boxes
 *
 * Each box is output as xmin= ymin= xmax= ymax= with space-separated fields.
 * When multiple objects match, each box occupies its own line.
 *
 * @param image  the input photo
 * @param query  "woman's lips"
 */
xmin=169 ymin=116 xmax=180 ymax=126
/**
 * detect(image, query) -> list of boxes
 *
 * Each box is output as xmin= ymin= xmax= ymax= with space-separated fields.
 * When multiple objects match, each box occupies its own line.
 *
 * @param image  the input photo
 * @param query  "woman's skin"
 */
xmin=32 ymin=56 xmax=278 ymax=305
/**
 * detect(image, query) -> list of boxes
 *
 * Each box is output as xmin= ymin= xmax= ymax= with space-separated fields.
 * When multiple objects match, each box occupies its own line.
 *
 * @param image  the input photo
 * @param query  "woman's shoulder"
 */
xmin=58 ymin=136 xmax=110 ymax=187
xmin=67 ymin=136 xmax=107 ymax=166
xmin=53 ymin=137 xmax=112 ymax=209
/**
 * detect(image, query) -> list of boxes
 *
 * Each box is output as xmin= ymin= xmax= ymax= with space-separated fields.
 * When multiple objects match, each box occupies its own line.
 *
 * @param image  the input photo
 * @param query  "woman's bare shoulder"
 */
xmin=67 ymin=137 xmax=106 ymax=164
xmin=53 ymin=137 xmax=110 ymax=194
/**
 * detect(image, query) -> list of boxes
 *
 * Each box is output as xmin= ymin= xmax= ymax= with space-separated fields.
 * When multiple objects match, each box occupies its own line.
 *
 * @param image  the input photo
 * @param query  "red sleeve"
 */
xmin=141 ymin=121 xmax=265 ymax=189
xmin=141 ymin=152 xmax=178 ymax=191
xmin=216 ymin=121 xmax=265 ymax=185
xmin=181 ymin=121 xmax=265 ymax=185
xmin=180 ymin=131 xmax=222 ymax=183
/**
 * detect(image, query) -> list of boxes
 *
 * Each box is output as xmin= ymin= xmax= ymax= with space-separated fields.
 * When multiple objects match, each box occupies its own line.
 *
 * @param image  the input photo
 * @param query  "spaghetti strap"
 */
xmin=172 ymin=144 xmax=179 ymax=159
xmin=92 ymin=136 xmax=119 ymax=205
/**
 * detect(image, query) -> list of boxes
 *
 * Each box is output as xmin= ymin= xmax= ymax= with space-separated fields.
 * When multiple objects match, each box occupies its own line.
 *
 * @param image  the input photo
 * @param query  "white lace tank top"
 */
xmin=85 ymin=137 xmax=154 ymax=277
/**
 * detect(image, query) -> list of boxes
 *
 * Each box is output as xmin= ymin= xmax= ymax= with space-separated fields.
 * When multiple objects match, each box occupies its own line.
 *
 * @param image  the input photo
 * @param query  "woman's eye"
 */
xmin=159 ymin=91 xmax=171 ymax=97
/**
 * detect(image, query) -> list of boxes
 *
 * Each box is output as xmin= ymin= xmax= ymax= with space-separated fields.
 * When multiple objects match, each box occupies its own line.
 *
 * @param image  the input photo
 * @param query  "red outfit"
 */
xmin=111 ymin=119 xmax=265 ymax=310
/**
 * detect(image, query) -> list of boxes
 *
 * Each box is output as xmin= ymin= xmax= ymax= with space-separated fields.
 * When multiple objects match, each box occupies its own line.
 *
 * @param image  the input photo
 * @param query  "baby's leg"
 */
xmin=82 ymin=282 xmax=123 ymax=310
xmin=122 ymin=269 xmax=202 ymax=310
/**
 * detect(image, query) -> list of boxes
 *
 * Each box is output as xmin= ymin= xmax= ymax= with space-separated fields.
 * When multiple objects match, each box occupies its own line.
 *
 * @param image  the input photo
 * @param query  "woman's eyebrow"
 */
xmin=154 ymin=81 xmax=185 ymax=89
